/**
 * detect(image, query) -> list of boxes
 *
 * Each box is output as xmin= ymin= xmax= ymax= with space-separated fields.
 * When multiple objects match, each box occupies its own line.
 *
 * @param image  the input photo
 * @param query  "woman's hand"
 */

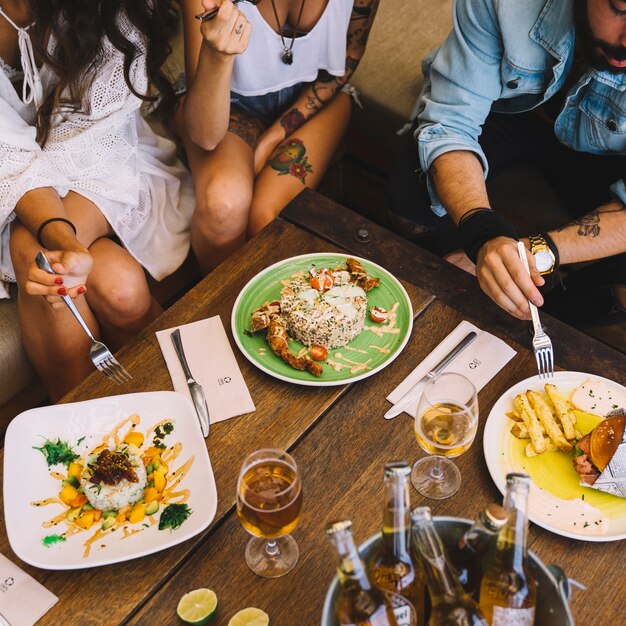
xmin=254 ymin=125 xmax=285 ymax=175
xmin=199 ymin=0 xmax=251 ymax=56
xmin=25 ymin=249 xmax=93 ymax=309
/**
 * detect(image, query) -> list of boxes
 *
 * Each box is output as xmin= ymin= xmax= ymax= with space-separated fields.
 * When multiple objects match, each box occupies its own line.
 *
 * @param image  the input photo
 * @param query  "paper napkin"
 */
xmin=386 ymin=320 xmax=517 ymax=417
xmin=0 ymin=553 xmax=58 ymax=625
xmin=156 ymin=316 xmax=255 ymax=424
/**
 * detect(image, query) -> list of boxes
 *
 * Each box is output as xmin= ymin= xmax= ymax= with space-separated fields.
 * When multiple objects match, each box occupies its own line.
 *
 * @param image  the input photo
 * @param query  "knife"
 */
xmin=384 ymin=331 xmax=478 ymax=419
xmin=171 ymin=328 xmax=210 ymax=437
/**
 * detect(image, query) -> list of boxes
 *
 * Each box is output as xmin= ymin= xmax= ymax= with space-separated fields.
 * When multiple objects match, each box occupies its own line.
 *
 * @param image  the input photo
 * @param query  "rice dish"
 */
xmin=280 ymin=273 xmax=367 ymax=348
xmin=83 ymin=447 xmax=147 ymax=511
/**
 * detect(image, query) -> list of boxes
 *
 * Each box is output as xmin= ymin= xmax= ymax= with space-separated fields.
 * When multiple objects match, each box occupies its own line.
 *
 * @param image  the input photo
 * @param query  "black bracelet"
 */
xmin=457 ymin=210 xmax=519 ymax=263
xmin=36 ymin=218 xmax=77 ymax=248
xmin=458 ymin=207 xmax=493 ymax=227
xmin=541 ymin=231 xmax=560 ymax=273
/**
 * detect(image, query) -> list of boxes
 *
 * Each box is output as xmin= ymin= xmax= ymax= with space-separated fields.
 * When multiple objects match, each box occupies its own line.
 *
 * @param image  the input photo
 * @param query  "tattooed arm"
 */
xmin=547 ymin=201 xmax=626 ymax=264
xmin=253 ymin=0 xmax=380 ymax=172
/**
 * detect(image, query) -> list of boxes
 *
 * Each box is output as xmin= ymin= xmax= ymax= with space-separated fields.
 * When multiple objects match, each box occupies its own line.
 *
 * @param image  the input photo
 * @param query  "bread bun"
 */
xmin=589 ymin=415 xmax=625 ymax=471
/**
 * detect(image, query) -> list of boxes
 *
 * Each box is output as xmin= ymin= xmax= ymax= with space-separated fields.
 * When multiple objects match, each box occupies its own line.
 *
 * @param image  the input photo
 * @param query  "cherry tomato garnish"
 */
xmin=370 ymin=307 xmax=388 ymax=323
xmin=310 ymin=345 xmax=328 ymax=361
xmin=310 ymin=269 xmax=334 ymax=292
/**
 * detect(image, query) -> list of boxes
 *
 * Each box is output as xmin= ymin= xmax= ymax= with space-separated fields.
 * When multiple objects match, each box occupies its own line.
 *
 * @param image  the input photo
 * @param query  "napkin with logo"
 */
xmin=387 ymin=320 xmax=517 ymax=417
xmin=157 ymin=316 xmax=255 ymax=423
xmin=0 ymin=553 xmax=58 ymax=625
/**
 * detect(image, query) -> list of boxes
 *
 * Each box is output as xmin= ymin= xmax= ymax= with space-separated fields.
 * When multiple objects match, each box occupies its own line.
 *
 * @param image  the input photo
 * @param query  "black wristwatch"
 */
xmin=528 ymin=233 xmax=559 ymax=275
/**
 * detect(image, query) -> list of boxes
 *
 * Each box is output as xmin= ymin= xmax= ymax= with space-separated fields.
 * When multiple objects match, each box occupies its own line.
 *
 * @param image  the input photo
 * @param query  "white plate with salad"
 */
xmin=3 ymin=391 xmax=217 ymax=569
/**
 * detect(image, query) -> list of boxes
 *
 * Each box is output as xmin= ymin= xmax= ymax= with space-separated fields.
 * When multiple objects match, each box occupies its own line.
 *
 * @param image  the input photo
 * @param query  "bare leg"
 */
xmin=184 ymin=111 xmax=262 ymax=274
xmin=247 ymin=92 xmax=351 ymax=237
xmin=11 ymin=192 xmax=158 ymax=400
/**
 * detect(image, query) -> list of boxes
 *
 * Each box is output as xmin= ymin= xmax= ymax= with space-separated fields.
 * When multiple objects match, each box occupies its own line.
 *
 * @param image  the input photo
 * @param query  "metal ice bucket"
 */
xmin=321 ymin=516 xmax=574 ymax=626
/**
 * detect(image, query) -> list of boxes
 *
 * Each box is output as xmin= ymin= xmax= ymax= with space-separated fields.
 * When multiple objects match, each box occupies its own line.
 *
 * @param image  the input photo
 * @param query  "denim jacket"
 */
xmin=416 ymin=0 xmax=626 ymax=216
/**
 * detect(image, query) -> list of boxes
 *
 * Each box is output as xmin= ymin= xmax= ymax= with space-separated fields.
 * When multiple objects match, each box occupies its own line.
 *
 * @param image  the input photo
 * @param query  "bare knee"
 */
xmin=194 ymin=179 xmax=251 ymax=243
xmin=88 ymin=270 xmax=151 ymax=326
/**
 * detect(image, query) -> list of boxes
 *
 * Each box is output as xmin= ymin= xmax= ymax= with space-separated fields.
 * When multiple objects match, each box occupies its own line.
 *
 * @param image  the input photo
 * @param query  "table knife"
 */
xmin=171 ymin=328 xmax=210 ymax=437
xmin=384 ymin=331 xmax=478 ymax=419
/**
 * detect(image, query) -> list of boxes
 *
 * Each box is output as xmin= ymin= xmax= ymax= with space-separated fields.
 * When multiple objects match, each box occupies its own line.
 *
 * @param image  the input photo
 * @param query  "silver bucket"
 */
xmin=321 ymin=516 xmax=574 ymax=626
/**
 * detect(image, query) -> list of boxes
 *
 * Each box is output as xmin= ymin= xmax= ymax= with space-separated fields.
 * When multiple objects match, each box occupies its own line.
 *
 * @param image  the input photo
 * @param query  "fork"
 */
xmin=517 ymin=241 xmax=554 ymax=379
xmin=35 ymin=251 xmax=132 ymax=385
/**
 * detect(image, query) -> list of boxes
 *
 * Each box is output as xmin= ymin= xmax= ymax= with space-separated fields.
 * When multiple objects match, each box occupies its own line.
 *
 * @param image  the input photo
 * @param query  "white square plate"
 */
xmin=4 ymin=391 xmax=217 ymax=569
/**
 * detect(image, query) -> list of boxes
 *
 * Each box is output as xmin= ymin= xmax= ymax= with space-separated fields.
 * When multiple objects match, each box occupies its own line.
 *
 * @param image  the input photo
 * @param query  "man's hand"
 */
xmin=476 ymin=237 xmax=545 ymax=320
xmin=25 ymin=249 xmax=93 ymax=309
xmin=199 ymin=1 xmax=251 ymax=56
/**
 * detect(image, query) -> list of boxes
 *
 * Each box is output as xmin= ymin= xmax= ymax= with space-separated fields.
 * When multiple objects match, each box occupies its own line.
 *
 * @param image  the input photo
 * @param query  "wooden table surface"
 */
xmin=1 ymin=190 xmax=624 ymax=626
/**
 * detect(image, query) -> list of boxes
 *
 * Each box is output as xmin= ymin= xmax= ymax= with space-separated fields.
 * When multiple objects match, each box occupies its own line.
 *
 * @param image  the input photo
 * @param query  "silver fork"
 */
xmin=35 ymin=251 xmax=132 ymax=385
xmin=517 ymin=242 xmax=554 ymax=379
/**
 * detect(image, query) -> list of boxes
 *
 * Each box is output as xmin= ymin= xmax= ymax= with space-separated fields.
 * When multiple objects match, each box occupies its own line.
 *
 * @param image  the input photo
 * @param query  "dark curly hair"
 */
xmin=29 ymin=0 xmax=176 ymax=145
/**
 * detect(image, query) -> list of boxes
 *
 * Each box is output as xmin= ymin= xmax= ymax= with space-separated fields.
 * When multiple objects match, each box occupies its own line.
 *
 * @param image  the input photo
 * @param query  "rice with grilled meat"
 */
xmin=280 ymin=275 xmax=367 ymax=348
xmin=83 ymin=448 xmax=147 ymax=511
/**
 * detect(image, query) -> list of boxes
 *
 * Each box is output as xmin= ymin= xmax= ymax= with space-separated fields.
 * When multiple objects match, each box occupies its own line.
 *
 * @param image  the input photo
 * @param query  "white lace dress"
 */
xmin=0 ymin=12 xmax=194 ymax=297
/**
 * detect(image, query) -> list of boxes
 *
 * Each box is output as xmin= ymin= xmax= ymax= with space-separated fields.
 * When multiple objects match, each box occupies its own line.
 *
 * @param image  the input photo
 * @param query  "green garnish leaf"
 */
xmin=573 ymin=445 xmax=584 ymax=457
xmin=42 ymin=533 xmax=66 ymax=547
xmin=76 ymin=436 xmax=85 ymax=446
xmin=158 ymin=503 xmax=192 ymax=531
xmin=33 ymin=438 xmax=79 ymax=467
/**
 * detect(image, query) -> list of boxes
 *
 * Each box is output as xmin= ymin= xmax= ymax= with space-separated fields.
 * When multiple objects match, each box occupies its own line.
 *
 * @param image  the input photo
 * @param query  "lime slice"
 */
xmin=177 ymin=588 xmax=218 ymax=625
xmin=228 ymin=607 xmax=269 ymax=626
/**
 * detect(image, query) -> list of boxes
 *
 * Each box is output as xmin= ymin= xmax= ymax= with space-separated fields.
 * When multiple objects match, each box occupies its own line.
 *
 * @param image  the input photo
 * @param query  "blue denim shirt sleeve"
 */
xmin=416 ymin=0 xmax=505 ymax=216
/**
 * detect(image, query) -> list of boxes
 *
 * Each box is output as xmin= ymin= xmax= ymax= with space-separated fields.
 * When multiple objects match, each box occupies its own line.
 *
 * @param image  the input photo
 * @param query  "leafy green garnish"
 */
xmin=33 ymin=438 xmax=79 ymax=467
xmin=158 ymin=503 xmax=192 ymax=531
xmin=42 ymin=533 xmax=66 ymax=547
xmin=76 ymin=436 xmax=85 ymax=446
xmin=573 ymin=445 xmax=584 ymax=457
xmin=153 ymin=421 xmax=174 ymax=450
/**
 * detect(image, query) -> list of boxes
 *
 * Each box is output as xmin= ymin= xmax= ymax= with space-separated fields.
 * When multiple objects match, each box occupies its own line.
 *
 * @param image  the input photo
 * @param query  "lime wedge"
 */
xmin=228 ymin=607 xmax=270 ymax=626
xmin=177 ymin=588 xmax=218 ymax=625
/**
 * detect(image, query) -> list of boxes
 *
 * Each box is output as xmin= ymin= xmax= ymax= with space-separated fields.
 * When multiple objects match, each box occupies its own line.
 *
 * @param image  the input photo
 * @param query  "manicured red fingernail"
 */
xmin=57 ymin=287 xmax=67 ymax=295
xmin=54 ymin=277 xmax=63 ymax=285
xmin=77 ymin=286 xmax=86 ymax=294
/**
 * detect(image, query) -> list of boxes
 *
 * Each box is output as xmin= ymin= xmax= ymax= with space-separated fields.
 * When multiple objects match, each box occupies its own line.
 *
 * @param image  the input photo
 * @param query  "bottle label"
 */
xmin=492 ymin=606 xmax=535 ymax=626
xmin=383 ymin=590 xmax=417 ymax=626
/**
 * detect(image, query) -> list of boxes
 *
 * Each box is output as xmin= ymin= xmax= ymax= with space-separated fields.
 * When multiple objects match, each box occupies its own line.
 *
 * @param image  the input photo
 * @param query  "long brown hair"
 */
xmin=29 ymin=0 xmax=176 ymax=145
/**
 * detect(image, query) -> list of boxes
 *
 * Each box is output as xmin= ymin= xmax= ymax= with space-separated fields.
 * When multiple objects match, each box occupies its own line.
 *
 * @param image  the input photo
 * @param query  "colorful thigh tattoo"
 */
xmin=228 ymin=110 xmax=265 ymax=149
xmin=268 ymin=138 xmax=313 ymax=184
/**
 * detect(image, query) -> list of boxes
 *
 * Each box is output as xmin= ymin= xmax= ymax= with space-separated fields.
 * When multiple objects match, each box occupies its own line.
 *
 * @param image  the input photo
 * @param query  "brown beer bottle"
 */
xmin=368 ymin=462 xmax=425 ymax=626
xmin=446 ymin=504 xmax=508 ymax=600
xmin=479 ymin=473 xmax=536 ymax=625
xmin=410 ymin=507 xmax=488 ymax=626
xmin=326 ymin=520 xmax=399 ymax=626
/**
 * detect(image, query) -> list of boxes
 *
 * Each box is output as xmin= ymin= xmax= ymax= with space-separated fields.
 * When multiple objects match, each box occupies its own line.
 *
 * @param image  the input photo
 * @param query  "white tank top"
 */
xmin=231 ymin=0 xmax=352 ymax=96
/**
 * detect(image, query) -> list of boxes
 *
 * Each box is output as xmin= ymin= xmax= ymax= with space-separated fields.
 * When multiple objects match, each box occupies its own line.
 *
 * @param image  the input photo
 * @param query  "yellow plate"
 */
xmin=483 ymin=371 xmax=626 ymax=541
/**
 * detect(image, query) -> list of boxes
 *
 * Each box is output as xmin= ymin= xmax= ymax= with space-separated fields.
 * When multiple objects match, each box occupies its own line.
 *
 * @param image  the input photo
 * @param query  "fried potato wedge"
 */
xmin=544 ymin=383 xmax=577 ymax=440
xmin=527 ymin=390 xmax=572 ymax=452
xmin=511 ymin=421 xmax=546 ymax=439
xmin=525 ymin=439 xmax=557 ymax=457
xmin=507 ymin=411 xmax=523 ymax=422
xmin=514 ymin=393 xmax=547 ymax=454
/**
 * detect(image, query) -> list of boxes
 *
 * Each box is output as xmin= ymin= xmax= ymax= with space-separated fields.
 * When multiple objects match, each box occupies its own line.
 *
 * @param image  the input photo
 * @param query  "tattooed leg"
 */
xmin=227 ymin=110 xmax=265 ymax=149
xmin=267 ymin=138 xmax=314 ymax=184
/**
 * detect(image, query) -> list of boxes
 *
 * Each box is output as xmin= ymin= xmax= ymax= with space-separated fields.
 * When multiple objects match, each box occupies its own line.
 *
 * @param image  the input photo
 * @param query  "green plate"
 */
xmin=231 ymin=253 xmax=413 ymax=386
xmin=483 ymin=371 xmax=626 ymax=541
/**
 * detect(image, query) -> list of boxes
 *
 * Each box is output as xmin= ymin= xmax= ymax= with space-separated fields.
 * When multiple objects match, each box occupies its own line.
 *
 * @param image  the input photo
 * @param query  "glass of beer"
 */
xmin=236 ymin=448 xmax=302 ymax=578
xmin=411 ymin=373 xmax=478 ymax=499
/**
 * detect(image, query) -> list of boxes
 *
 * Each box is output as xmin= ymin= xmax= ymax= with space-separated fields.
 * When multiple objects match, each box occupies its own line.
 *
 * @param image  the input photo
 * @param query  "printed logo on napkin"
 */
xmin=589 ymin=413 xmax=626 ymax=499
xmin=0 ymin=553 xmax=58 ymax=625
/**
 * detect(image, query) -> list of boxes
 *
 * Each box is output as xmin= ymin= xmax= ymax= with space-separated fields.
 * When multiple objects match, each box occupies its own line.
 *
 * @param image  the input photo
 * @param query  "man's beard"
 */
xmin=574 ymin=0 xmax=626 ymax=74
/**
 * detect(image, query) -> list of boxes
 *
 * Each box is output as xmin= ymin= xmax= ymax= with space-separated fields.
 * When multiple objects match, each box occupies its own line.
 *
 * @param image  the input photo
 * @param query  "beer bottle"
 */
xmin=447 ymin=503 xmax=508 ymax=600
xmin=368 ymin=462 xmax=425 ymax=626
xmin=410 ymin=506 xmax=488 ymax=626
xmin=479 ymin=473 xmax=536 ymax=626
xmin=326 ymin=520 xmax=399 ymax=626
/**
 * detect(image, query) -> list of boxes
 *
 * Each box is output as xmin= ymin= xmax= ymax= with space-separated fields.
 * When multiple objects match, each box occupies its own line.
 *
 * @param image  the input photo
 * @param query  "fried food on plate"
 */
xmin=544 ymin=383 xmax=577 ymax=440
xmin=527 ymin=390 xmax=572 ymax=452
xmin=514 ymin=393 xmax=547 ymax=454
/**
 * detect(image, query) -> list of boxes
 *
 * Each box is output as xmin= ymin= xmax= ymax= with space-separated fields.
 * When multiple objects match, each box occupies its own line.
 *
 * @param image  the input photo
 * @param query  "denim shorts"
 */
xmin=230 ymin=82 xmax=306 ymax=128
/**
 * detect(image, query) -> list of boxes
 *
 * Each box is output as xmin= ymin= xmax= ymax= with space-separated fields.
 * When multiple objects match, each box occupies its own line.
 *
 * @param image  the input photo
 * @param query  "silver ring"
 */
xmin=235 ymin=23 xmax=244 ymax=35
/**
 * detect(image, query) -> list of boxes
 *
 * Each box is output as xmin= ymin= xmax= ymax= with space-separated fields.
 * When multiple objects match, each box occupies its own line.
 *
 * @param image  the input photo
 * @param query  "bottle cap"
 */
xmin=384 ymin=461 xmax=411 ymax=478
xmin=483 ymin=503 xmax=508 ymax=530
xmin=326 ymin=519 xmax=353 ymax=536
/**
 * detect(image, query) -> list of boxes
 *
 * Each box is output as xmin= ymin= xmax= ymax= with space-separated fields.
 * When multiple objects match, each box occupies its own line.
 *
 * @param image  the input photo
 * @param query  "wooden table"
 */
xmin=1 ymin=190 xmax=624 ymax=625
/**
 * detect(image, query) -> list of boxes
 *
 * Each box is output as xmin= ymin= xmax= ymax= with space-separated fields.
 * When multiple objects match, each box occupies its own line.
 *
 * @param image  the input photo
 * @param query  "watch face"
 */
xmin=534 ymin=250 xmax=553 ymax=273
